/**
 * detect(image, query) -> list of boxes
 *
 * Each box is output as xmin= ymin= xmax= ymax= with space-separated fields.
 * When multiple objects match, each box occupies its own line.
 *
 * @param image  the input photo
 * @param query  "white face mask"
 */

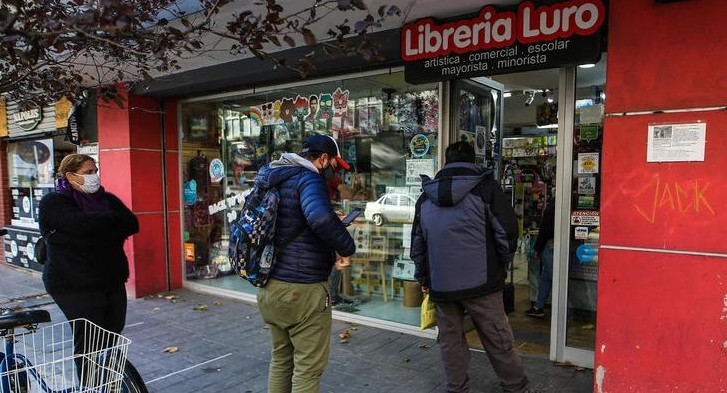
xmin=72 ymin=173 xmax=101 ymax=194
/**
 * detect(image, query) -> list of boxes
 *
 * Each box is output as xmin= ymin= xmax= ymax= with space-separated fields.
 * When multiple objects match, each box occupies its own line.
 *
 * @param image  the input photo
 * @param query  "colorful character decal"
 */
xmin=332 ymin=88 xmax=349 ymax=117
xmin=317 ymin=93 xmax=334 ymax=120
xmin=272 ymin=100 xmax=282 ymax=124
xmin=261 ymin=103 xmax=275 ymax=124
xmin=279 ymin=98 xmax=295 ymax=124
xmin=306 ymin=95 xmax=319 ymax=121
xmin=293 ymin=95 xmax=309 ymax=121
xmin=249 ymin=107 xmax=264 ymax=126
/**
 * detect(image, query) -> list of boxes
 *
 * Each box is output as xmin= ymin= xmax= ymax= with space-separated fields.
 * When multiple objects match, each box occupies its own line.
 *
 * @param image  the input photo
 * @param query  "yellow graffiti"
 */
xmin=633 ymin=178 xmax=715 ymax=223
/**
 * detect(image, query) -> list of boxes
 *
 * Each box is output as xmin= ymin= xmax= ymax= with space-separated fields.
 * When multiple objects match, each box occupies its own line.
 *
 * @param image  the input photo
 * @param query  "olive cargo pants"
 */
xmin=257 ymin=279 xmax=332 ymax=393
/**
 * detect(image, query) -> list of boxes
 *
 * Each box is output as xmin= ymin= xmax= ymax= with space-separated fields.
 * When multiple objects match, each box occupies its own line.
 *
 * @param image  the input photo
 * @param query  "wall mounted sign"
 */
xmin=13 ymin=101 xmax=43 ymax=131
xmin=402 ymin=0 xmax=606 ymax=83
xmin=646 ymin=122 xmax=706 ymax=162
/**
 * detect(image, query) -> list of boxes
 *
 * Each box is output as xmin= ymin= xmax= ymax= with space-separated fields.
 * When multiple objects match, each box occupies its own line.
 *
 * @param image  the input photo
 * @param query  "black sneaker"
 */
xmin=525 ymin=307 xmax=545 ymax=318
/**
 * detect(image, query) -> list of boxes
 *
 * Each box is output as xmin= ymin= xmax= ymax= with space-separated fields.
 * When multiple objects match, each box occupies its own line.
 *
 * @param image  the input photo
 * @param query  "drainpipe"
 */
xmin=159 ymin=99 xmax=171 ymax=291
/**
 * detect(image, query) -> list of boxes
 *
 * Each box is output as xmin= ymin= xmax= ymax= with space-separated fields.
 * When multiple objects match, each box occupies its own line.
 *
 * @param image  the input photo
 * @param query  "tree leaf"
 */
xmin=302 ymin=28 xmax=316 ymax=46
xmin=283 ymin=35 xmax=295 ymax=47
xmin=378 ymin=5 xmax=386 ymax=17
xmin=270 ymin=36 xmax=281 ymax=46
xmin=163 ymin=346 xmax=179 ymax=353
xmin=351 ymin=0 xmax=367 ymax=10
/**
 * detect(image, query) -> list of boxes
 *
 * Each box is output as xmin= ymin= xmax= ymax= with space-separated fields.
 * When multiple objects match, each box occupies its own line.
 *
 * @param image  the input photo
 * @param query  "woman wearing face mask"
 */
xmin=38 ymin=153 xmax=139 ymax=378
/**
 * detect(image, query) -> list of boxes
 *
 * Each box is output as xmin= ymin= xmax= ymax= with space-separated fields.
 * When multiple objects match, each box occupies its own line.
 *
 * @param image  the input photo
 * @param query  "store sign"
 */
xmin=402 ymin=0 xmax=606 ymax=83
xmin=13 ymin=101 xmax=43 ymax=131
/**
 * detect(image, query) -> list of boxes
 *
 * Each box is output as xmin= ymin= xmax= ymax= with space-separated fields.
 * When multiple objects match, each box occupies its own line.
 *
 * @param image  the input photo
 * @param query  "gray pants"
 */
xmin=435 ymin=290 xmax=529 ymax=393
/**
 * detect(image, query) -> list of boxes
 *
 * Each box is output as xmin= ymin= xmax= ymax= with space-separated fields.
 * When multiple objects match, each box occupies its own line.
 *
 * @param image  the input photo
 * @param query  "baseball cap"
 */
xmin=301 ymin=134 xmax=351 ymax=171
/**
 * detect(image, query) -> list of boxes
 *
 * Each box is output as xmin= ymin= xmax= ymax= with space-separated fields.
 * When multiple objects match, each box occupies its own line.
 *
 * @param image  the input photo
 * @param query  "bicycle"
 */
xmin=0 ymin=307 xmax=148 ymax=393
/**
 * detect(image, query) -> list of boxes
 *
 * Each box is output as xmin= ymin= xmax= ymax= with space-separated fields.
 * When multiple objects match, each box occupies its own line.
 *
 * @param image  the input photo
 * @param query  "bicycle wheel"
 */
xmin=121 ymin=361 xmax=148 ymax=393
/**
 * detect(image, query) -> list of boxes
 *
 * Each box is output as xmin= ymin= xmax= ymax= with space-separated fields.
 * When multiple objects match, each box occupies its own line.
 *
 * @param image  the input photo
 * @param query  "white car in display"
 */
xmin=364 ymin=193 xmax=417 ymax=226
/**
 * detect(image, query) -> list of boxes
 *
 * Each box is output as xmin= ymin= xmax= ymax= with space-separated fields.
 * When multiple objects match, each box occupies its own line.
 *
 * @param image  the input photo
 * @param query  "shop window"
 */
xmin=180 ymin=71 xmax=439 ymax=326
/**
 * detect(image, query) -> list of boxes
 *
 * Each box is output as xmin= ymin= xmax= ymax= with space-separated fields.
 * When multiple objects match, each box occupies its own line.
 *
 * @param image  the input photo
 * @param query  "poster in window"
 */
xmin=11 ymin=139 xmax=54 ymax=187
xmin=577 ymin=176 xmax=596 ymax=195
xmin=188 ymin=113 xmax=209 ymax=141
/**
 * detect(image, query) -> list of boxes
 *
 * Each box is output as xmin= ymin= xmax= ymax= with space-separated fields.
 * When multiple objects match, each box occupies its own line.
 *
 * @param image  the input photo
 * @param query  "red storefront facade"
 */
xmin=2 ymin=0 xmax=726 ymax=391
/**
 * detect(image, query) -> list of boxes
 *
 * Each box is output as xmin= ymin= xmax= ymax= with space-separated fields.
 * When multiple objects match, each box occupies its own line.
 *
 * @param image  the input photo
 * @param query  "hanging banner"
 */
xmin=402 ymin=0 xmax=606 ymax=84
xmin=65 ymin=106 xmax=81 ymax=145
xmin=55 ymin=97 xmax=73 ymax=129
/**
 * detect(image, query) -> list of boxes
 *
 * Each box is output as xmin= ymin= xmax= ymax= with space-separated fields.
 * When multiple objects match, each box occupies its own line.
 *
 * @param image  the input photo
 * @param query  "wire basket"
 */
xmin=0 ymin=318 xmax=131 ymax=393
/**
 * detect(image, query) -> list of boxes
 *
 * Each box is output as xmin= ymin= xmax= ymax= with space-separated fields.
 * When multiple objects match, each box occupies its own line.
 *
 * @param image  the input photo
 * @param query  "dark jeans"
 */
xmin=329 ymin=268 xmax=342 ymax=301
xmin=435 ymin=290 xmax=529 ymax=393
xmin=50 ymin=284 xmax=127 ymax=383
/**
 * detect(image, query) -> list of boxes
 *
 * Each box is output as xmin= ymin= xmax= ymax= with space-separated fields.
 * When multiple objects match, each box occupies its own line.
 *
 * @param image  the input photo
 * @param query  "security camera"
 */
xmin=524 ymin=91 xmax=535 ymax=106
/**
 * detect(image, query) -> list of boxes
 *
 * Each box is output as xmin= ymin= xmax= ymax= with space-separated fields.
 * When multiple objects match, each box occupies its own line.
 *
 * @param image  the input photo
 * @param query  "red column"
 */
xmin=0 ymin=139 xmax=10 ymax=263
xmin=597 ymin=0 xmax=727 ymax=391
xmin=97 ymin=88 xmax=182 ymax=297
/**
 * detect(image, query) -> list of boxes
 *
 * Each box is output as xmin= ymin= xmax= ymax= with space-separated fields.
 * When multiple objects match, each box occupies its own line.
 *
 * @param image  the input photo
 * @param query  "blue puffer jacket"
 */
xmin=254 ymin=153 xmax=355 ymax=283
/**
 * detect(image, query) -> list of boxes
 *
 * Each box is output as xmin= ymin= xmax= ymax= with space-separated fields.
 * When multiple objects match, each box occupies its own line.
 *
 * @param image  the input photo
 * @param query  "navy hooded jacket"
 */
xmin=254 ymin=153 xmax=355 ymax=283
xmin=410 ymin=162 xmax=518 ymax=302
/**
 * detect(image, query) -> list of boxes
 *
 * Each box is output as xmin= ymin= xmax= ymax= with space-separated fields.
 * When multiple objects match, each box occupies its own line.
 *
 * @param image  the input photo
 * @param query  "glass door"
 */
xmin=552 ymin=54 xmax=607 ymax=368
xmin=449 ymin=78 xmax=504 ymax=173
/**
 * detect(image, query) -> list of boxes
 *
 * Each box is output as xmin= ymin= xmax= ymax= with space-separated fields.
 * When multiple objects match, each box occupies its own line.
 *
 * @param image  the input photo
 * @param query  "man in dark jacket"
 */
xmin=526 ymin=197 xmax=556 ymax=318
xmin=254 ymin=134 xmax=356 ymax=393
xmin=410 ymin=142 xmax=531 ymax=393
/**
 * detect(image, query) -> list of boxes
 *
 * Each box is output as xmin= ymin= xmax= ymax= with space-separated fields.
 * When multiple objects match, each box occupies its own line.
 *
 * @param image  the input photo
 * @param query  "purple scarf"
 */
xmin=55 ymin=178 xmax=111 ymax=212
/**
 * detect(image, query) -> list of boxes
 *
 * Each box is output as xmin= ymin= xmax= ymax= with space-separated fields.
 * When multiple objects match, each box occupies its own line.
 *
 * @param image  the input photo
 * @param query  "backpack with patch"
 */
xmin=228 ymin=186 xmax=283 ymax=287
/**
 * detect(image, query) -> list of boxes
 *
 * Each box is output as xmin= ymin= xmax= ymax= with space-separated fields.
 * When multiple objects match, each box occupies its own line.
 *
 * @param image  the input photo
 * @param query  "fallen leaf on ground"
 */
xmin=263 ymin=324 xmax=270 ymax=330
xmin=576 ymin=366 xmax=586 ymax=371
xmin=193 ymin=304 xmax=208 ymax=311
xmin=403 ymin=357 xmax=410 ymax=363
xmin=152 ymin=307 xmax=160 ymax=311
xmin=418 ymin=343 xmax=431 ymax=349
xmin=164 ymin=295 xmax=179 ymax=301
xmin=214 ymin=301 xmax=223 ymax=306
xmin=163 ymin=346 xmax=179 ymax=354
xmin=338 ymin=330 xmax=350 ymax=340
xmin=245 ymin=316 xmax=251 ymax=319
xmin=581 ymin=324 xmax=595 ymax=330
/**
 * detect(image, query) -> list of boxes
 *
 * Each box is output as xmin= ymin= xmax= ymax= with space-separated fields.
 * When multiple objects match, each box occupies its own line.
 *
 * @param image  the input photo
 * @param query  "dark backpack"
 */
xmin=228 ymin=185 xmax=303 ymax=287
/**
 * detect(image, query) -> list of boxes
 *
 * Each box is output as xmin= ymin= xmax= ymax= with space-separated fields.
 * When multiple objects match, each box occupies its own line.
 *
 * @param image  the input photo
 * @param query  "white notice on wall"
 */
xmin=406 ymin=159 xmax=435 ymax=185
xmin=647 ymin=122 xmax=706 ymax=162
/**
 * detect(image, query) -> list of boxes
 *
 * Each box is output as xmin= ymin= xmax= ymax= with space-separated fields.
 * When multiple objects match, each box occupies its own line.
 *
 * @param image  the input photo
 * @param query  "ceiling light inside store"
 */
xmin=579 ymin=63 xmax=596 ymax=69
xmin=537 ymin=124 xmax=559 ymax=129
xmin=503 ymin=92 xmax=512 ymax=98
xmin=547 ymin=97 xmax=554 ymax=103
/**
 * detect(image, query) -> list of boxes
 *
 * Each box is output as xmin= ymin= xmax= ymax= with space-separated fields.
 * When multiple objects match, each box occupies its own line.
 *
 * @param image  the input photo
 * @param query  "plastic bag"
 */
xmin=420 ymin=294 xmax=437 ymax=330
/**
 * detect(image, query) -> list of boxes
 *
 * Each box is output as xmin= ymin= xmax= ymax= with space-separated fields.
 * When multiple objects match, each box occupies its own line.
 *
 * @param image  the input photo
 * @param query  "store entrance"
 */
xmin=451 ymin=59 xmax=606 ymax=366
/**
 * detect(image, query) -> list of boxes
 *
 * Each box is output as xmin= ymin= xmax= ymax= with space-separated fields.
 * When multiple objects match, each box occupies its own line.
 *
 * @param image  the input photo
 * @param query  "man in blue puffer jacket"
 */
xmin=255 ymin=134 xmax=355 ymax=393
xmin=410 ymin=142 xmax=532 ymax=393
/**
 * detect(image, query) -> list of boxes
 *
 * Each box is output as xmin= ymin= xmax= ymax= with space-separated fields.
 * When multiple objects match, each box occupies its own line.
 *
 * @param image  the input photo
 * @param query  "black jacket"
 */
xmin=39 ymin=192 xmax=139 ymax=293
xmin=254 ymin=153 xmax=355 ymax=283
xmin=534 ymin=199 xmax=555 ymax=255
xmin=410 ymin=163 xmax=519 ymax=302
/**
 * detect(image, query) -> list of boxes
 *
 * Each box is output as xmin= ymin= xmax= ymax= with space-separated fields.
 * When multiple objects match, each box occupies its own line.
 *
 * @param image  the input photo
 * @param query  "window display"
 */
xmin=4 ymin=135 xmax=84 ymax=270
xmin=180 ymin=72 xmax=439 ymax=326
